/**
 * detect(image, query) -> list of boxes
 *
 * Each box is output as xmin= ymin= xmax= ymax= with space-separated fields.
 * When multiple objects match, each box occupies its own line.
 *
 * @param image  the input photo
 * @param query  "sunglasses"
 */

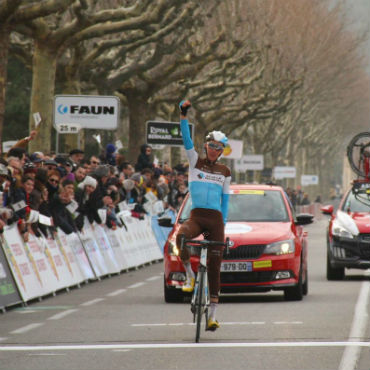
xmin=207 ymin=142 xmax=224 ymax=151
xmin=49 ymin=178 xmax=59 ymax=183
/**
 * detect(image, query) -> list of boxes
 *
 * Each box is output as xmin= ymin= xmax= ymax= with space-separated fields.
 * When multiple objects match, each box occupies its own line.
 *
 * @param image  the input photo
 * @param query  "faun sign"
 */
xmin=54 ymin=95 xmax=120 ymax=130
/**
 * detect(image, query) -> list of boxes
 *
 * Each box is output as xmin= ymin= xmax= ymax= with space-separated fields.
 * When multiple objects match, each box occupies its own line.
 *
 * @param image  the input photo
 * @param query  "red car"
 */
xmin=321 ymin=181 xmax=370 ymax=280
xmin=159 ymin=184 xmax=313 ymax=302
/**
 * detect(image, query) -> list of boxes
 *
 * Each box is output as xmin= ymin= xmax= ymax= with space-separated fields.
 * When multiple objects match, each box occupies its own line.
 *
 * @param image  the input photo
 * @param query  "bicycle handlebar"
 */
xmin=179 ymin=235 xmax=233 ymax=255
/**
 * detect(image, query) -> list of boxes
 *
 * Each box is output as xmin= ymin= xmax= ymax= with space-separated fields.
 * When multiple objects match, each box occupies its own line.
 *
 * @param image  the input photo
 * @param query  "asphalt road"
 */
xmin=0 ymin=218 xmax=369 ymax=370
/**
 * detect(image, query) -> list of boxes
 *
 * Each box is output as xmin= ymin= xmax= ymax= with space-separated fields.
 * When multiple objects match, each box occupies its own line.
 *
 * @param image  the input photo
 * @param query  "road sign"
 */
xmin=273 ymin=166 xmax=296 ymax=179
xmin=301 ymin=175 xmax=319 ymax=185
xmin=54 ymin=95 xmax=119 ymax=130
xmin=55 ymin=123 xmax=82 ymax=134
xmin=146 ymin=121 xmax=194 ymax=146
xmin=235 ymin=155 xmax=264 ymax=171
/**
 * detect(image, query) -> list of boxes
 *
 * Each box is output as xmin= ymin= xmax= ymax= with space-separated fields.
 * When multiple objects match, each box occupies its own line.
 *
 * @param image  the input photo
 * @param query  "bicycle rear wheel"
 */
xmin=195 ymin=269 xmax=205 ymax=343
xmin=347 ymin=132 xmax=370 ymax=177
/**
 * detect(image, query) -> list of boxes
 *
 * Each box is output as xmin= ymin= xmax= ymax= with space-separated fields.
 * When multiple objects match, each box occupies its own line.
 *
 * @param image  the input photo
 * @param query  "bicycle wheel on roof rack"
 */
xmin=347 ymin=132 xmax=370 ymax=178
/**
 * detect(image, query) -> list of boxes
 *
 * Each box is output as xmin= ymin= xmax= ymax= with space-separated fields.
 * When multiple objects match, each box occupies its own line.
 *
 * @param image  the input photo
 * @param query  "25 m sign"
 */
xmin=146 ymin=121 xmax=194 ymax=146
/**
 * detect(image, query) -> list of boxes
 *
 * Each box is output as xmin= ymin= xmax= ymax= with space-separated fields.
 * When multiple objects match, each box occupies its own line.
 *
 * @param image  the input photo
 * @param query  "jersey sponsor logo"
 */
xmin=196 ymin=172 xmax=224 ymax=184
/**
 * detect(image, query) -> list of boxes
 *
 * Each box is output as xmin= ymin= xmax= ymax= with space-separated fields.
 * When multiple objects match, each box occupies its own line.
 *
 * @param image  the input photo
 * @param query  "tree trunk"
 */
xmin=127 ymin=93 xmax=150 ymax=164
xmin=0 ymin=25 xmax=10 ymax=154
xmin=62 ymin=67 xmax=82 ymax=154
xmin=28 ymin=41 xmax=57 ymax=154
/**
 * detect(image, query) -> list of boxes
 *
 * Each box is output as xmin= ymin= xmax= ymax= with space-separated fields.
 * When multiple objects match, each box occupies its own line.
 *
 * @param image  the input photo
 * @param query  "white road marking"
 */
xmin=127 ymin=282 xmax=145 ymax=289
xmin=10 ymin=323 xmax=44 ymax=335
xmin=339 ymin=271 xmax=370 ymax=370
xmin=47 ymin=309 xmax=79 ymax=320
xmin=131 ymin=321 xmax=302 ymax=327
xmin=274 ymin=321 xmax=303 ymax=325
xmin=106 ymin=289 xmax=127 ymax=297
xmin=132 ymin=323 xmax=168 ymax=327
xmin=0 ymin=341 xmax=369 ymax=351
xmin=146 ymin=276 xmax=161 ymax=282
xmin=80 ymin=298 xmax=105 ymax=307
xmin=223 ymin=321 xmax=265 ymax=325
xmin=28 ymin=353 xmax=65 ymax=356
xmin=16 ymin=310 xmax=37 ymax=314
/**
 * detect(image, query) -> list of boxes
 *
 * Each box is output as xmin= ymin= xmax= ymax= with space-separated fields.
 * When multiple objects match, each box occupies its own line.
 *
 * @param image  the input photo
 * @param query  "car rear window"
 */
xmin=178 ymin=189 xmax=289 ymax=222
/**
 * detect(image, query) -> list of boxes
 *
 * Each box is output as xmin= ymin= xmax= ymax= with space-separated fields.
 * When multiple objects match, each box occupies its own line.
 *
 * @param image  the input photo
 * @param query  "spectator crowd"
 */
xmin=0 ymin=133 xmax=189 ymax=242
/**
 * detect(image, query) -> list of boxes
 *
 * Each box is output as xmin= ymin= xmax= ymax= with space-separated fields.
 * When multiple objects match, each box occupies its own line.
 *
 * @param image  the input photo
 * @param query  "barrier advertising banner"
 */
xmin=43 ymin=236 xmax=74 ymax=290
xmin=25 ymin=234 xmax=60 ymax=296
xmin=2 ymin=225 xmax=44 ymax=301
xmin=0 ymin=237 xmax=21 ymax=309
xmin=105 ymin=228 xmax=129 ymax=271
xmin=79 ymin=219 xmax=109 ymax=277
xmin=55 ymin=230 xmax=87 ymax=285
xmin=64 ymin=232 xmax=95 ymax=280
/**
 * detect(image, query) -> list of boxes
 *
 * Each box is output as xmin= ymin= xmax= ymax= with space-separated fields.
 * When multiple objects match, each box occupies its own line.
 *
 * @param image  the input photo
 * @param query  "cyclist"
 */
xmin=176 ymin=100 xmax=231 ymax=331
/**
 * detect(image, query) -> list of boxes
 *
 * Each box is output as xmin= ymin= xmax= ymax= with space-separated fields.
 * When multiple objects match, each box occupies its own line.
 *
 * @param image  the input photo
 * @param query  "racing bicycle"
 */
xmin=347 ymin=131 xmax=370 ymax=180
xmin=179 ymin=235 xmax=231 ymax=343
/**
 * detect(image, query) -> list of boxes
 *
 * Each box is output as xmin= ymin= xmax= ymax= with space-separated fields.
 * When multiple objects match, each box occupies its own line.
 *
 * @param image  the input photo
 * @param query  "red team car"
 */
xmin=160 ymin=184 xmax=313 ymax=302
xmin=321 ymin=181 xmax=370 ymax=280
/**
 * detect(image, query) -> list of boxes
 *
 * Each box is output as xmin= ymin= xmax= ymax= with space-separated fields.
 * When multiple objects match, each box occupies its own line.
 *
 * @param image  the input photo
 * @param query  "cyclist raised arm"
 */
xmin=176 ymin=100 xmax=231 ymax=331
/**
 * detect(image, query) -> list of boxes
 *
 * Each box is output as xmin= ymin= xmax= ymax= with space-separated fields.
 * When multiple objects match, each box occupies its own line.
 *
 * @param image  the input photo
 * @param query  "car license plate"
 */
xmin=221 ymin=262 xmax=252 ymax=272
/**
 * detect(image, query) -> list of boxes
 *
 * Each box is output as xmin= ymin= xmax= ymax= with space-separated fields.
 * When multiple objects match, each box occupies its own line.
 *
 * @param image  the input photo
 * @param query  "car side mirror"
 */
xmin=295 ymin=213 xmax=314 ymax=225
xmin=321 ymin=205 xmax=334 ymax=215
xmin=158 ymin=217 xmax=174 ymax=228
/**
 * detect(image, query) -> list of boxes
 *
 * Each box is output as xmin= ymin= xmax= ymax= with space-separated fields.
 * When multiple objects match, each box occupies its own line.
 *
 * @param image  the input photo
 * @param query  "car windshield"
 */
xmin=342 ymin=190 xmax=370 ymax=212
xmin=179 ymin=189 xmax=289 ymax=222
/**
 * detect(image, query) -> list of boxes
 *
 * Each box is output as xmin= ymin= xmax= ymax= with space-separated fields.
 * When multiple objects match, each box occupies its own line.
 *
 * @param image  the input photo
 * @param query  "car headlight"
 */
xmin=168 ymin=240 xmax=179 ymax=256
xmin=264 ymin=239 xmax=295 ymax=255
xmin=332 ymin=219 xmax=354 ymax=239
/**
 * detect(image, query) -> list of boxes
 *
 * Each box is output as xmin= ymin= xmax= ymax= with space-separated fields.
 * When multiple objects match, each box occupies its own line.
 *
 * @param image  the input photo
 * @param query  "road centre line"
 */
xmin=127 ymin=282 xmax=145 ymax=289
xmin=47 ymin=309 xmax=79 ymax=320
xmin=106 ymin=289 xmax=127 ymax=297
xmin=339 ymin=272 xmax=370 ymax=370
xmin=80 ymin=298 xmax=105 ymax=307
xmin=1 ymin=341 xmax=369 ymax=351
xmin=10 ymin=323 xmax=44 ymax=335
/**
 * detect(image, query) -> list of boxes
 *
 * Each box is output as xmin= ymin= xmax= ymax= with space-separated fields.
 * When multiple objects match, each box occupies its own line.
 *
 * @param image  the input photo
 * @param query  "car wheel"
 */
xmin=164 ymin=276 xmax=183 ymax=303
xmin=302 ymin=268 xmax=308 ymax=296
xmin=326 ymin=251 xmax=344 ymax=280
xmin=284 ymin=264 xmax=303 ymax=301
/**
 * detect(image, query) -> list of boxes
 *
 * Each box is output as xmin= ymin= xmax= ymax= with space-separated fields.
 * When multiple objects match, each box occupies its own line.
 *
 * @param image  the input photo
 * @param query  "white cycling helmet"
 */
xmin=205 ymin=130 xmax=228 ymax=147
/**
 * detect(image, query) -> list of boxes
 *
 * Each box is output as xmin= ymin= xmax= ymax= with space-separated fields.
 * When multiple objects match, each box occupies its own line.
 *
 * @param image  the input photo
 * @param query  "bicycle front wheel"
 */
xmin=195 ymin=269 xmax=205 ymax=343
